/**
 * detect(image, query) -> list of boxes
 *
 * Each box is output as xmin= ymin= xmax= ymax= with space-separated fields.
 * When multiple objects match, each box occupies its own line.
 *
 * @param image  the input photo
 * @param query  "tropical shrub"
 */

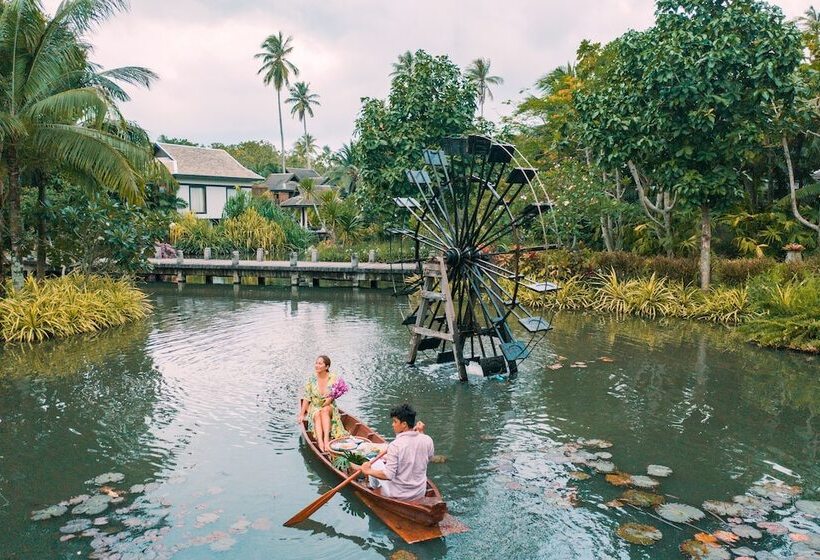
xmin=714 ymin=258 xmax=775 ymax=286
xmin=743 ymin=274 xmax=820 ymax=352
xmin=0 ymin=275 xmax=151 ymax=343
xmin=221 ymin=208 xmax=286 ymax=254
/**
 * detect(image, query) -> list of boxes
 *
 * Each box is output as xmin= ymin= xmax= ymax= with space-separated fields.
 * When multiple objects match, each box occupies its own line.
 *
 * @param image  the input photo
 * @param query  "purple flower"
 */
xmin=328 ymin=378 xmax=349 ymax=401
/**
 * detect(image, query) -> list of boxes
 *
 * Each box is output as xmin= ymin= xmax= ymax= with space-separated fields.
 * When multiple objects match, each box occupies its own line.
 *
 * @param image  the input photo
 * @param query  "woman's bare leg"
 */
xmin=312 ymin=410 xmax=325 ymax=452
xmin=320 ymin=406 xmax=332 ymax=451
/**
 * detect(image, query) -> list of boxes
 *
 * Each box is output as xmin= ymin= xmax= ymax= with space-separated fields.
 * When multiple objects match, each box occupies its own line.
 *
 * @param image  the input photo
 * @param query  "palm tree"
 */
xmin=255 ymin=32 xmax=299 ymax=173
xmin=328 ymin=143 xmax=360 ymax=195
xmin=390 ymin=50 xmax=415 ymax=77
xmin=285 ymin=82 xmax=320 ymax=167
xmin=0 ymin=0 xmax=158 ymax=281
xmin=296 ymin=176 xmax=324 ymax=230
xmin=798 ymin=7 xmax=820 ymax=36
xmin=465 ymin=58 xmax=504 ymax=118
xmin=293 ymin=134 xmax=318 ymax=166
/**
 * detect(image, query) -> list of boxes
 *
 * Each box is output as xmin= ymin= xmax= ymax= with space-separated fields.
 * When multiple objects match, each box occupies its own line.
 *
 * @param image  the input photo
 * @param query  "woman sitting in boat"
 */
xmin=360 ymin=403 xmax=433 ymax=502
xmin=297 ymin=355 xmax=347 ymax=453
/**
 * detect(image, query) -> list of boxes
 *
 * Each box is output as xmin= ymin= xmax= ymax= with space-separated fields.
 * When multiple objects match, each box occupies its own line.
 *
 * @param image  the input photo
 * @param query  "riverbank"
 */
xmin=517 ymin=251 xmax=819 ymax=354
xmin=0 ymin=274 xmax=151 ymax=343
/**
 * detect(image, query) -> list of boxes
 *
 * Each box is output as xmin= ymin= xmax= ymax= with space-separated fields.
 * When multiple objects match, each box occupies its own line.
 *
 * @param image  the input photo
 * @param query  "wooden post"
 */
xmin=256 ymin=248 xmax=264 ymax=261
xmin=368 ymin=249 xmax=376 ymax=263
xmin=233 ymin=271 xmax=240 ymax=284
xmin=232 ymin=250 xmax=239 ymax=266
xmin=438 ymin=258 xmax=467 ymax=382
xmin=204 ymin=247 xmax=211 ymax=260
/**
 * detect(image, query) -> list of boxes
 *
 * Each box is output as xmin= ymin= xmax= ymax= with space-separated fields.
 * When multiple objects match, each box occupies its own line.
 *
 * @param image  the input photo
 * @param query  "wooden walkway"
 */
xmin=145 ymin=258 xmax=417 ymax=288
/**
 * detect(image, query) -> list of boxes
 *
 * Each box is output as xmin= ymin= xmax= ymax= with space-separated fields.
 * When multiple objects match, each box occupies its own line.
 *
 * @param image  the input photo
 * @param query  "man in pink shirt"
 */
xmin=360 ymin=403 xmax=433 ymax=502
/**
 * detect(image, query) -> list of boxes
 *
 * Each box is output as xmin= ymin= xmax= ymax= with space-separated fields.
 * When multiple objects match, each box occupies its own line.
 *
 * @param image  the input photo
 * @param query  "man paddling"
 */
xmin=360 ymin=403 xmax=433 ymax=502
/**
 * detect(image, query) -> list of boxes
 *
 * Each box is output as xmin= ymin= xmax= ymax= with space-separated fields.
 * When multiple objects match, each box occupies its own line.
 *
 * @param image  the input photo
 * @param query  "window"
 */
xmin=190 ymin=186 xmax=206 ymax=213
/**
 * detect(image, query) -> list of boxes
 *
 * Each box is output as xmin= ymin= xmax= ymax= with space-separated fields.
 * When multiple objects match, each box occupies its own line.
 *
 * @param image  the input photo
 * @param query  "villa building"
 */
xmin=155 ymin=142 xmax=263 ymax=220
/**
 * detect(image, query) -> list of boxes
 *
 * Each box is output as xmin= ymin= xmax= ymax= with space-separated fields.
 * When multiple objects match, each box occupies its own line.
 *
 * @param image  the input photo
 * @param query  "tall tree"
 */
xmin=255 ymin=31 xmax=299 ymax=173
xmin=465 ymin=58 xmax=503 ymax=118
xmin=293 ymin=133 xmax=318 ymax=166
xmin=576 ymin=0 xmax=802 ymax=289
xmin=328 ymin=143 xmax=360 ymax=195
xmin=285 ymin=82 xmax=320 ymax=167
xmin=0 ymin=0 xmax=159 ymax=281
xmin=390 ymin=50 xmax=415 ymax=77
xmin=354 ymin=50 xmax=477 ymax=216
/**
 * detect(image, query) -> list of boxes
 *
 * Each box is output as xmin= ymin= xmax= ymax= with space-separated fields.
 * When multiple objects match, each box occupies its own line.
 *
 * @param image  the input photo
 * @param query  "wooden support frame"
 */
xmin=407 ymin=257 xmax=467 ymax=381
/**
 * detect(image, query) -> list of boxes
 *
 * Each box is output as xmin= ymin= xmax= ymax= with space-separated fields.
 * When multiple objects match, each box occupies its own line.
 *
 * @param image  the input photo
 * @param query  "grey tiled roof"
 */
xmin=156 ymin=143 xmax=263 ymax=181
xmin=262 ymin=173 xmax=300 ymax=192
xmin=280 ymin=185 xmax=334 ymax=207
xmin=287 ymin=168 xmax=321 ymax=180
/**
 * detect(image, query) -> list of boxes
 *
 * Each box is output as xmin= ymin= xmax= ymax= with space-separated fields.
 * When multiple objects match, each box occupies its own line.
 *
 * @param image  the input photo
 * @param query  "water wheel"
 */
xmin=393 ymin=134 xmax=558 ymax=381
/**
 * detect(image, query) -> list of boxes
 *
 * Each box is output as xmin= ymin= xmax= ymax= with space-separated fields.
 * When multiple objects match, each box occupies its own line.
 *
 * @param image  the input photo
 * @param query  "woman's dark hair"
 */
xmin=318 ymin=355 xmax=331 ymax=369
xmin=389 ymin=403 xmax=416 ymax=428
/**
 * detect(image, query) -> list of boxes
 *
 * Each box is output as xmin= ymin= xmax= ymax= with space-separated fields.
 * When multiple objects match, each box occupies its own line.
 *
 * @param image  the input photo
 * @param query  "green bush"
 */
xmin=646 ymin=256 xmax=699 ymax=284
xmin=714 ymin=258 xmax=775 ymax=285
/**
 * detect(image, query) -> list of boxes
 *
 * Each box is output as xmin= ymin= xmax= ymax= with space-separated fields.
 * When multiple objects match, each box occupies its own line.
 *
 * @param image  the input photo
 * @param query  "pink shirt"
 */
xmin=380 ymin=430 xmax=434 ymax=501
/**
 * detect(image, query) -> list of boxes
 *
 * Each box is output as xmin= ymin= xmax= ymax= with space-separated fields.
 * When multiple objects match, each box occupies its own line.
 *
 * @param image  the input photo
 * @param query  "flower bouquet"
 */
xmin=328 ymin=378 xmax=349 ymax=401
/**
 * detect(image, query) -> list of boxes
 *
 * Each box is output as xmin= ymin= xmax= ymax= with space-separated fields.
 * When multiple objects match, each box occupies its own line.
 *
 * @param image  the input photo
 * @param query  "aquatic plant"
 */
xmin=0 ymin=275 xmax=151 ymax=343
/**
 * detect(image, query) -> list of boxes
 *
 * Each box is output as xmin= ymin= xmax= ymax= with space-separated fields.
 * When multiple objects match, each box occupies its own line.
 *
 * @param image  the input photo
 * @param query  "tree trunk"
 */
xmin=36 ymin=175 xmax=46 ymax=279
xmin=303 ymin=119 xmax=310 ymax=168
xmin=699 ymin=205 xmax=711 ymax=291
xmin=277 ymin=88 xmax=286 ymax=173
xmin=783 ymin=136 xmax=820 ymax=241
xmin=627 ymin=160 xmax=675 ymax=257
xmin=0 ymin=171 xmax=6 ymax=285
xmin=600 ymin=216 xmax=614 ymax=252
xmin=7 ymin=146 xmax=23 ymax=264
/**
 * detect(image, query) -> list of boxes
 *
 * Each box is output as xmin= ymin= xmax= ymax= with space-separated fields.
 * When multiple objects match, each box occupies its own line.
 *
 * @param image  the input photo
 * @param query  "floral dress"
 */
xmin=304 ymin=372 xmax=347 ymax=440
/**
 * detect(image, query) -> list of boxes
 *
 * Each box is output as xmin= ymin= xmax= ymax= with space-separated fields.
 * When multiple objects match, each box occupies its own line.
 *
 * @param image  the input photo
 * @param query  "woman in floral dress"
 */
xmin=297 ymin=355 xmax=347 ymax=452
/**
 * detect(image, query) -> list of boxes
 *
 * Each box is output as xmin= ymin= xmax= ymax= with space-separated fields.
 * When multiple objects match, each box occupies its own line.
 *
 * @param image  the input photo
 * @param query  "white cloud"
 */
xmin=42 ymin=0 xmax=815 ymax=151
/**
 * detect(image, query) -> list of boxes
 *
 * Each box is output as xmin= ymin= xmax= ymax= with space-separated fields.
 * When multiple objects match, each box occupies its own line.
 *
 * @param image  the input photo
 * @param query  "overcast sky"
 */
xmin=43 ymin=0 xmax=815 ymax=152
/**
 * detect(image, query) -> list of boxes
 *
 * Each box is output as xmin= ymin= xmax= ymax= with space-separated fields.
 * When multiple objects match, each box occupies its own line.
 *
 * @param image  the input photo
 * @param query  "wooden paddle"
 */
xmin=283 ymin=448 xmax=387 ymax=527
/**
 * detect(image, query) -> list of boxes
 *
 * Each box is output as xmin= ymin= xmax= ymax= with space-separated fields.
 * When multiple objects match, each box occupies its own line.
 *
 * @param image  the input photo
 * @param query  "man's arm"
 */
xmin=361 ymin=445 xmax=397 ymax=479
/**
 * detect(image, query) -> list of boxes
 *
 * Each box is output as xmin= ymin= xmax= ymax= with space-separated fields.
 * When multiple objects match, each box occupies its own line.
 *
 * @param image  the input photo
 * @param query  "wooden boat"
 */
xmin=298 ymin=399 xmax=468 ymax=543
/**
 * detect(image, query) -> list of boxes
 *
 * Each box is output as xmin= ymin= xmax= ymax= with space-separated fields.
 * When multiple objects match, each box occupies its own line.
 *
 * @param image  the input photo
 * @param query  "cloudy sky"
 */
xmin=43 ymin=0 xmax=815 ymax=152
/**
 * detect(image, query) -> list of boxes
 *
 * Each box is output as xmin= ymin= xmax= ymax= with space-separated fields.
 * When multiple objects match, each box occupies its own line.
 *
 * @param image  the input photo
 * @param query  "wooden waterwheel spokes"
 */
xmin=395 ymin=135 xmax=559 ymax=381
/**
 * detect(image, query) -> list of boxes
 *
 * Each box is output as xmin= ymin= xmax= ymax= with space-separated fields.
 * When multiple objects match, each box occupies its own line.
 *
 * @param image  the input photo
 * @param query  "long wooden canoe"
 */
xmin=298 ymin=400 xmax=468 ymax=543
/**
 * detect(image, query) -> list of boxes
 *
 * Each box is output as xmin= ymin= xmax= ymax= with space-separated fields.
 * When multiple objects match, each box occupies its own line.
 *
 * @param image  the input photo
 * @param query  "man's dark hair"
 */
xmin=390 ymin=403 xmax=416 ymax=428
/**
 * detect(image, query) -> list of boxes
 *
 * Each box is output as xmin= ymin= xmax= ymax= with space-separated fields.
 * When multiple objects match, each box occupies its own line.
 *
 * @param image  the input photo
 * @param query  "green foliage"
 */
xmin=353 ymin=50 xmax=477 ymax=216
xmin=211 ymin=140 xmax=281 ymax=175
xmin=714 ymin=258 xmax=776 ymax=286
xmin=157 ymin=135 xmax=199 ymax=146
xmin=24 ymin=179 xmax=179 ymax=274
xmin=172 ymin=207 xmax=286 ymax=257
xmin=743 ymin=272 xmax=820 ymax=352
xmin=0 ymin=274 xmax=151 ymax=343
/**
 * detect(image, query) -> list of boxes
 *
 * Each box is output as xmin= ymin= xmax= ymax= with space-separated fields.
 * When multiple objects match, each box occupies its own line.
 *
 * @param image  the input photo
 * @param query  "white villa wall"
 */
xmin=177 ymin=184 xmax=253 ymax=220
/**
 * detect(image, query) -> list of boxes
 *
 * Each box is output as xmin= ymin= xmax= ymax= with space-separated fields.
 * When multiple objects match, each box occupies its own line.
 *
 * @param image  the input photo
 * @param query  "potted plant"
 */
xmin=783 ymin=242 xmax=805 ymax=263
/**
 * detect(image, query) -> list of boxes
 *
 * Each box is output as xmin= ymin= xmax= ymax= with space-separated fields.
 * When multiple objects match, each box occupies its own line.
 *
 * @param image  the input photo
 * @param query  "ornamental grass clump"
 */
xmin=742 ymin=274 xmax=820 ymax=353
xmin=595 ymin=269 xmax=636 ymax=315
xmin=0 ymin=275 xmax=151 ymax=343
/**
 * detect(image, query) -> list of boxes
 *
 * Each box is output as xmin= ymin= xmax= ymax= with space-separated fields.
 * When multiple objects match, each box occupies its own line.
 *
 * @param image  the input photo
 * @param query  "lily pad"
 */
xmin=680 ymin=540 xmax=731 ymax=559
xmin=621 ymin=489 xmax=665 ymax=508
xmin=588 ymin=460 xmax=616 ymax=473
xmin=594 ymin=452 xmax=613 ymax=460
xmin=656 ymin=503 xmax=705 ymax=523
xmin=756 ymin=521 xmax=788 ymax=535
xmin=616 ymin=523 xmax=662 ymax=545
xmin=732 ymin=494 xmax=772 ymax=510
xmin=731 ymin=525 xmax=762 ymax=540
xmin=568 ymin=471 xmax=591 ymax=481
xmin=390 ymin=552 xmax=418 ymax=560
xmin=72 ymin=494 xmax=110 ymax=516
xmin=67 ymin=494 xmax=89 ymax=506
xmin=30 ymin=504 xmax=68 ymax=521
xmin=89 ymin=472 xmax=124 ymax=485
xmin=750 ymin=481 xmax=801 ymax=501
xmin=605 ymin=472 xmax=633 ymax=487
xmin=702 ymin=500 xmax=744 ymax=517
xmin=647 ymin=465 xmax=672 ymax=477
xmin=585 ymin=439 xmax=613 ymax=449
xmin=712 ymin=530 xmax=738 ymax=544
xmin=795 ymin=500 xmax=820 ymax=516
xmin=59 ymin=518 xmax=92 ymax=534
xmin=730 ymin=547 xmax=756 ymax=557
xmin=630 ymin=475 xmax=659 ymax=489
xmin=128 ymin=484 xmax=145 ymax=494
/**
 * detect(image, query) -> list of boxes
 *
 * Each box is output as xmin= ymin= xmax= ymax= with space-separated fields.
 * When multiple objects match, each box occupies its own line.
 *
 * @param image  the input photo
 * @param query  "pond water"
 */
xmin=0 ymin=284 xmax=817 ymax=560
